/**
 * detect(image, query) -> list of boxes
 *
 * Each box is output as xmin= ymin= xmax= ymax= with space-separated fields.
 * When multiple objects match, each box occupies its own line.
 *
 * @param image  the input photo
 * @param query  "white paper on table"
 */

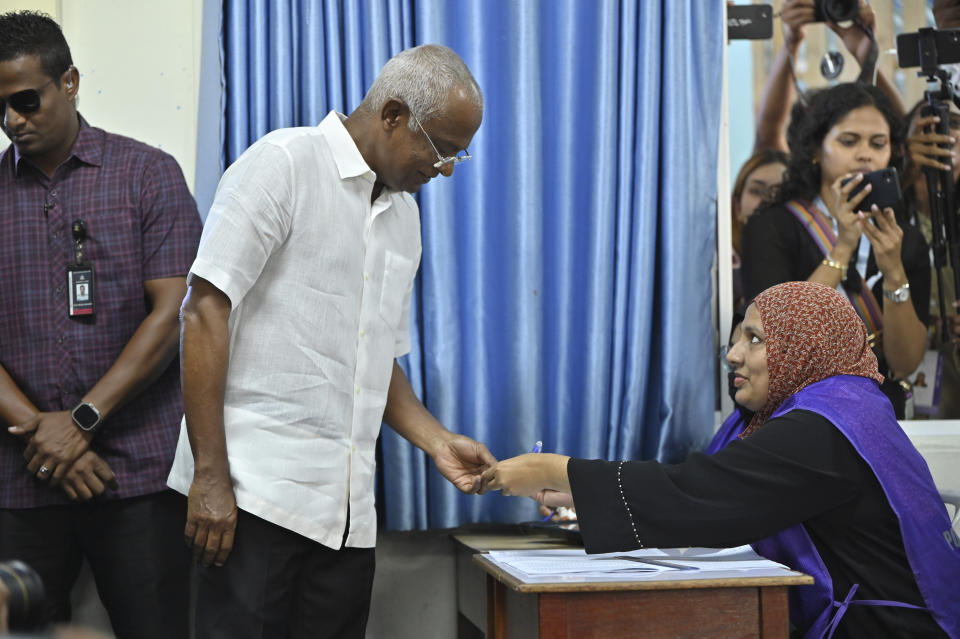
xmin=486 ymin=546 xmax=790 ymax=579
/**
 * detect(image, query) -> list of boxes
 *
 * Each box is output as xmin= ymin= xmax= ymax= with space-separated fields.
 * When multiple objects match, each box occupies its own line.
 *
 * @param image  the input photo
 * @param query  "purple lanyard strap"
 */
xmin=825 ymin=583 xmax=931 ymax=639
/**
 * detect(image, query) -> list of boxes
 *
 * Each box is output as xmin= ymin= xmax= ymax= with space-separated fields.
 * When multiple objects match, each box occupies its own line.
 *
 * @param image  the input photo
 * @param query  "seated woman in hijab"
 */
xmin=483 ymin=282 xmax=959 ymax=639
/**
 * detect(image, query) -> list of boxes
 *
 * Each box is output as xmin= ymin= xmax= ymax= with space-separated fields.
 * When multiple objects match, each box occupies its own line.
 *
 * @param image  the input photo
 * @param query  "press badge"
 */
xmin=67 ymin=219 xmax=95 ymax=317
xmin=911 ymin=349 xmax=943 ymax=416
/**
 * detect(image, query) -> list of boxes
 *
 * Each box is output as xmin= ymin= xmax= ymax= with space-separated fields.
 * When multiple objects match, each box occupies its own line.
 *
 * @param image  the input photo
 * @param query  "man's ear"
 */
xmin=380 ymin=98 xmax=407 ymax=131
xmin=62 ymin=66 xmax=79 ymax=98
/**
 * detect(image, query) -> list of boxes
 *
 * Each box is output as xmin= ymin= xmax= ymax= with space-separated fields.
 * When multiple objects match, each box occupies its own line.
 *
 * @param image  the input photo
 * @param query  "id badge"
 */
xmin=911 ymin=349 xmax=943 ymax=416
xmin=68 ymin=264 xmax=95 ymax=317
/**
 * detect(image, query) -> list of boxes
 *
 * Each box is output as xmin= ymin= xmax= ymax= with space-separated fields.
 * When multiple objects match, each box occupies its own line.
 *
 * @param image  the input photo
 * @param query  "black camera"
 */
xmin=813 ymin=0 xmax=859 ymax=24
xmin=0 ymin=560 xmax=47 ymax=631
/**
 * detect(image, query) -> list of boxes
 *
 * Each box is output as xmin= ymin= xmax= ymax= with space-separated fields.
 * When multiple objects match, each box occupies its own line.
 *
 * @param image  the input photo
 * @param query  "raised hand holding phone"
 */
xmin=859 ymin=204 xmax=906 ymax=281
xmin=829 ymin=173 xmax=869 ymax=251
xmin=840 ymin=167 xmax=902 ymax=214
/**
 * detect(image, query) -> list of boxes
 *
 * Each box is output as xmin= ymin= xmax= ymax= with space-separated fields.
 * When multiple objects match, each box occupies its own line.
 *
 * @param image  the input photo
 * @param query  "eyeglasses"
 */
xmin=0 ymin=79 xmax=55 ymax=116
xmin=410 ymin=112 xmax=472 ymax=170
xmin=719 ymin=345 xmax=735 ymax=374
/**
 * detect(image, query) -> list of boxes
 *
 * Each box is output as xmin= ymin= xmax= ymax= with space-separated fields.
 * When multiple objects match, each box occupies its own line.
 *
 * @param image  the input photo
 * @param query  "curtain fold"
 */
xmin=221 ymin=0 xmax=723 ymax=530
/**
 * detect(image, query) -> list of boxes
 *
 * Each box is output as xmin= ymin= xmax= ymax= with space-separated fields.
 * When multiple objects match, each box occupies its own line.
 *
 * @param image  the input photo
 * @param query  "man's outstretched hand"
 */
xmin=431 ymin=435 xmax=498 ymax=494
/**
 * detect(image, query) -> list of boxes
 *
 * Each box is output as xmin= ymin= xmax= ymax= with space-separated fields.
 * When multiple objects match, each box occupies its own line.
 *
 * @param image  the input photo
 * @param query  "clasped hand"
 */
xmin=8 ymin=411 xmax=117 ymax=500
xmin=10 ymin=410 xmax=91 ymax=481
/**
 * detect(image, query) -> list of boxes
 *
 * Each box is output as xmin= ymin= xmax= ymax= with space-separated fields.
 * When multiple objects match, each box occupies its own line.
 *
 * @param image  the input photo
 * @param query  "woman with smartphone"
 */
xmin=740 ymin=82 xmax=930 ymax=418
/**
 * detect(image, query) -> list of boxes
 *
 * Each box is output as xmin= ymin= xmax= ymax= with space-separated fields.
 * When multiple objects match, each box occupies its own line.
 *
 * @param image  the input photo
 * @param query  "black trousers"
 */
xmin=0 ymin=489 xmax=190 ymax=639
xmin=195 ymin=508 xmax=375 ymax=639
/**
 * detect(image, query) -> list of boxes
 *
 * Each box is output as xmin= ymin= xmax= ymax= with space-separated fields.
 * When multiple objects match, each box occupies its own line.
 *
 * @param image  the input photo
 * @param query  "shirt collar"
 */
xmin=12 ymin=114 xmax=103 ymax=176
xmin=318 ymin=111 xmax=375 ymax=181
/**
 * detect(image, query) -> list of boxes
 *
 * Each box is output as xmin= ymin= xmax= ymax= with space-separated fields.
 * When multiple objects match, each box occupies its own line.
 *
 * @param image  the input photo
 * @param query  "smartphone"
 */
xmin=728 ymin=5 xmax=773 ymax=40
xmin=896 ymin=29 xmax=960 ymax=69
xmin=841 ymin=167 xmax=902 ymax=212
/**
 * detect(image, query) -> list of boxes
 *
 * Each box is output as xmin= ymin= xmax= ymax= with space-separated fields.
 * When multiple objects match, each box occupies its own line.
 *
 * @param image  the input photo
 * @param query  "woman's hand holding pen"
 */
xmin=482 ymin=452 xmax=572 ymax=497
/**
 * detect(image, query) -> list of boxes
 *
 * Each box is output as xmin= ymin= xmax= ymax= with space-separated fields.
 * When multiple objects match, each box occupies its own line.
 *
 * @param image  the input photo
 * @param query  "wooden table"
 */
xmin=454 ymin=532 xmax=813 ymax=639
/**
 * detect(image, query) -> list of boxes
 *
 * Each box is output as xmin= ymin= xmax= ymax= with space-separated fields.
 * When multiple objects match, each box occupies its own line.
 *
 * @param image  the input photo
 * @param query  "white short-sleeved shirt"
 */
xmin=167 ymin=112 xmax=421 ymax=549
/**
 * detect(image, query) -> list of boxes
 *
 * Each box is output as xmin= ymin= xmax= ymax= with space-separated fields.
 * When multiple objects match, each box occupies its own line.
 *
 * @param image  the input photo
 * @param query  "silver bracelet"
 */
xmin=617 ymin=461 xmax=642 ymax=547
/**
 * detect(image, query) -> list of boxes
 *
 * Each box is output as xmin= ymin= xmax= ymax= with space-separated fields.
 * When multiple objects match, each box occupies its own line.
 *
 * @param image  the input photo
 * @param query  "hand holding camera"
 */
xmin=907 ymin=110 xmax=959 ymax=181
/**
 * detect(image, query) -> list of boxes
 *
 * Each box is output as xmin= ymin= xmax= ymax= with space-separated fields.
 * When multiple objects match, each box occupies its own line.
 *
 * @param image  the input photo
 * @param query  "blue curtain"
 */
xmin=221 ymin=0 xmax=724 ymax=530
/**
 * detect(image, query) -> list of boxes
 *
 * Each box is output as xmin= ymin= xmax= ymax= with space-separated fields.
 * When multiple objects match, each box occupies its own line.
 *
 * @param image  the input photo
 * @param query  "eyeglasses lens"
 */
xmin=1 ymin=89 xmax=42 ymax=116
xmin=719 ymin=345 xmax=734 ymax=373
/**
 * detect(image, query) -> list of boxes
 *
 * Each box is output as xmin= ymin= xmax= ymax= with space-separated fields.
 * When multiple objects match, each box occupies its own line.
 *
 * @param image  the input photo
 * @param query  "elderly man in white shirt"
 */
xmin=166 ymin=44 xmax=494 ymax=639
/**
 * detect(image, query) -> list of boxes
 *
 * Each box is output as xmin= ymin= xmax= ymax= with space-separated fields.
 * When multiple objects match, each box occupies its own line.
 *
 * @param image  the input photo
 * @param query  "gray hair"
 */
xmin=363 ymin=44 xmax=484 ymax=130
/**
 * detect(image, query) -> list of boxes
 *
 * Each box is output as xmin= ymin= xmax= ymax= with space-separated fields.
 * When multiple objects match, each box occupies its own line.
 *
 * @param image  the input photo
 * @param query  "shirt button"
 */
xmin=55 ymin=286 xmax=63 ymax=294
xmin=355 ymin=386 xmax=361 ymax=395
xmin=364 ymin=273 xmax=370 ymax=281
xmin=57 ymin=336 xmax=64 ymax=344
xmin=50 ymin=189 xmax=57 ymax=197
xmin=360 ymin=329 xmax=366 ymax=337
xmin=53 ymin=231 xmax=61 ymax=239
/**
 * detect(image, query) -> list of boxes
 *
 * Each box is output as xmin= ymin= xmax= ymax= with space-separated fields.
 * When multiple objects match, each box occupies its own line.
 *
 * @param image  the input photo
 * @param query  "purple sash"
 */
xmin=707 ymin=377 xmax=960 ymax=638
xmin=704 ymin=410 xmax=746 ymax=455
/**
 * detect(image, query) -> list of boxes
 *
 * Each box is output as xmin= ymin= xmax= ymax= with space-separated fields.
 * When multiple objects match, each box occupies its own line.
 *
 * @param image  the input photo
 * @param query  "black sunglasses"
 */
xmin=0 ymin=79 xmax=55 ymax=116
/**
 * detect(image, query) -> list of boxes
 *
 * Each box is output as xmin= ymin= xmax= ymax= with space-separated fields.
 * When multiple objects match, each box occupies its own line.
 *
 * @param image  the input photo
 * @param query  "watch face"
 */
xmin=73 ymin=403 xmax=99 ymax=430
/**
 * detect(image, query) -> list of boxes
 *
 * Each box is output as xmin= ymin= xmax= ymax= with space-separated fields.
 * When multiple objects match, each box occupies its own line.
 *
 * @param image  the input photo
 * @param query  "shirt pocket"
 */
xmin=379 ymin=250 xmax=415 ymax=329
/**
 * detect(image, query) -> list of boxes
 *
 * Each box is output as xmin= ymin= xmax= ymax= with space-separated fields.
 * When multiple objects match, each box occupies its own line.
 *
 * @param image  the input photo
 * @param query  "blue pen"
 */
xmin=531 ymin=441 xmax=554 ymax=521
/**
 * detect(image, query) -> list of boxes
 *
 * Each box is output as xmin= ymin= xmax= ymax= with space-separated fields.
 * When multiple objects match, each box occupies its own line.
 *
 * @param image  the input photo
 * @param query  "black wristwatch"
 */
xmin=71 ymin=401 xmax=102 ymax=432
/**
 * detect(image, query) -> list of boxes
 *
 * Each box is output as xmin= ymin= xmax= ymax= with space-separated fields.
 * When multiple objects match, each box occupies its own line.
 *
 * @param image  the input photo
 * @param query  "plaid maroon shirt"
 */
xmin=0 ymin=117 xmax=201 ymax=508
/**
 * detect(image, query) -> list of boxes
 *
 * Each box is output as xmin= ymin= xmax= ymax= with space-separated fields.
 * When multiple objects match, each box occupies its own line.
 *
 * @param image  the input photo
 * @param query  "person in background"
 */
xmin=741 ymin=83 xmax=929 ymax=418
xmin=755 ymin=0 xmax=904 ymax=154
xmin=935 ymin=0 xmax=960 ymax=29
xmin=485 ymin=281 xmax=959 ymax=638
xmin=0 ymin=11 xmax=201 ymax=637
xmin=166 ymin=44 xmax=496 ymax=639
xmin=731 ymin=151 xmax=788 ymax=310
xmin=901 ymin=101 xmax=960 ymax=417
xmin=729 ymin=0 xmax=901 ymax=321
xmin=935 ymin=0 xmax=960 ymax=97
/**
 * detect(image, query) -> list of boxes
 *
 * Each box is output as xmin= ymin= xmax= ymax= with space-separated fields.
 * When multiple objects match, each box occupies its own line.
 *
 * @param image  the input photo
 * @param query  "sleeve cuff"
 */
xmin=569 ymin=458 xmax=643 ymax=554
xmin=189 ymin=259 xmax=246 ymax=309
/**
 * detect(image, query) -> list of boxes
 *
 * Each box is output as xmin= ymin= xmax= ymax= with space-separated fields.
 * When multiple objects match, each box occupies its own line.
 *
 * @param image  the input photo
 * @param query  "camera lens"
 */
xmin=822 ymin=0 xmax=859 ymax=23
xmin=0 ymin=560 xmax=47 ymax=631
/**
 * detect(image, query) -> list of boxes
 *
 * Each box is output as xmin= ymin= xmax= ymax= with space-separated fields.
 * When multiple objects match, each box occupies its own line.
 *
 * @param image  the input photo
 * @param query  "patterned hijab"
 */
xmin=740 ymin=281 xmax=884 ymax=438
